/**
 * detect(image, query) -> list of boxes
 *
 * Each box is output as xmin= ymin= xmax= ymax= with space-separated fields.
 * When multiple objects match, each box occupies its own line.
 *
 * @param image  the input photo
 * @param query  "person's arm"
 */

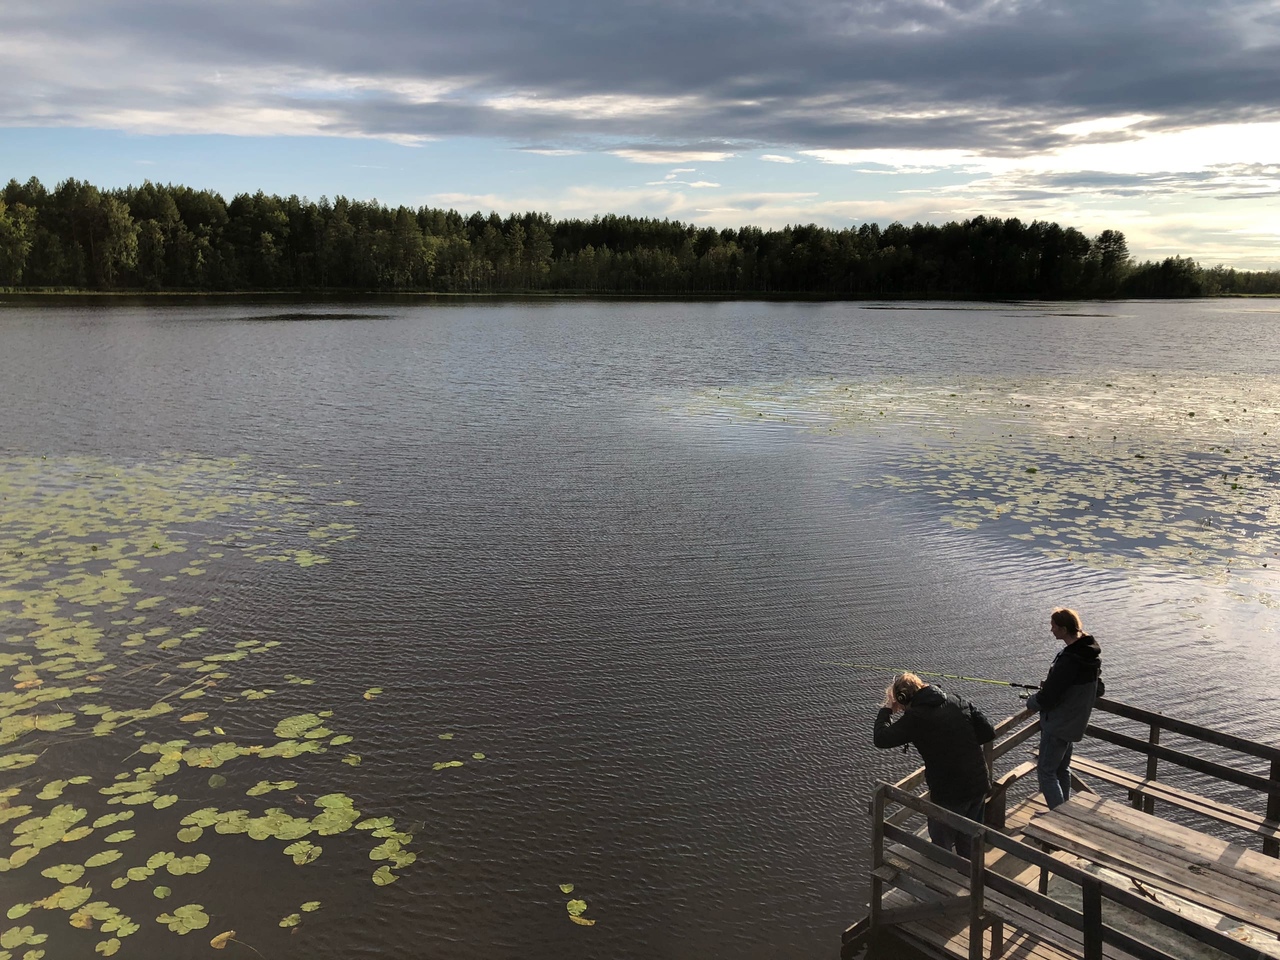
xmin=966 ymin=700 xmax=997 ymax=745
xmin=1025 ymin=652 xmax=1073 ymax=713
xmin=873 ymin=707 xmax=913 ymax=749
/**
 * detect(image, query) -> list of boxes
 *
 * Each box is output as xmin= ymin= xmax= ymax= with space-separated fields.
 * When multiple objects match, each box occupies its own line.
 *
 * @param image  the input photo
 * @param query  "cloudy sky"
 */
xmin=4 ymin=0 xmax=1279 ymax=267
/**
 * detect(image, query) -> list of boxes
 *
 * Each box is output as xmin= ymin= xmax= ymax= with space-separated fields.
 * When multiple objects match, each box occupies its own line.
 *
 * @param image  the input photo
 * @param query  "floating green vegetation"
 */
xmin=686 ymin=374 xmax=1280 ymax=604
xmin=565 ymin=895 xmax=596 ymax=926
xmin=0 ymin=454 xmax=471 ymax=956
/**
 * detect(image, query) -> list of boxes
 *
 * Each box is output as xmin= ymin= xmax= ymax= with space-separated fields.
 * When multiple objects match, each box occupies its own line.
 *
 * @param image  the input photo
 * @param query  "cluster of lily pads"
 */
xmin=0 ymin=455 xmax=477 ymax=957
xmin=558 ymin=883 xmax=595 ymax=926
xmin=685 ymin=373 xmax=1280 ymax=604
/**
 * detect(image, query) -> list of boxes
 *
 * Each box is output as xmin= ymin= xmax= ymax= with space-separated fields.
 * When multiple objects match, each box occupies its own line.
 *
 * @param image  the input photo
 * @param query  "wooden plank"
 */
xmin=911 ymin=904 xmax=1084 ymax=960
xmin=979 ymin=838 xmax=1275 ymax=960
xmin=1269 ymin=758 xmax=1280 ymax=858
xmin=1024 ymin=810 xmax=1280 ymax=933
xmin=1053 ymin=796 xmax=1280 ymax=897
xmin=879 ymin=897 xmax=972 ymax=927
xmin=842 ymin=916 xmax=871 ymax=945
xmin=889 ymin=842 xmax=1147 ymax=960
xmin=871 ymin=785 xmax=887 ymax=928
xmin=1082 ymin=876 xmax=1103 ymax=960
xmin=969 ymin=832 xmax=986 ymax=960
xmin=983 ymin=873 xmax=1166 ymax=960
xmin=1072 ymin=755 xmax=1280 ymax=840
xmin=881 ymin=781 xmax=1277 ymax=959
xmin=1027 ymin=811 xmax=1280 ymax=920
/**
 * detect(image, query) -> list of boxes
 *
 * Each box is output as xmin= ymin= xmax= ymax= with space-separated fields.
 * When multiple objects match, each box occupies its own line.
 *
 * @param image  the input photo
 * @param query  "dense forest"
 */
xmin=1 ymin=176 xmax=1276 ymax=298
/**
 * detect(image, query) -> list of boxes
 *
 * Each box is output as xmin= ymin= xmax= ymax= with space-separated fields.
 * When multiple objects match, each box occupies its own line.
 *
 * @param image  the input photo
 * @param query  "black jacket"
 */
xmin=873 ymin=686 xmax=996 ymax=804
xmin=1025 ymin=634 xmax=1103 ymax=742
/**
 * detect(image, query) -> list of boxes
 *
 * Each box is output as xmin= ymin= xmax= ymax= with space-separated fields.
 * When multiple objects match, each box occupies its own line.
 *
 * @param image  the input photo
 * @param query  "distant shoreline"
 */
xmin=3 ymin=288 xmax=1276 ymax=303
xmin=7 ymin=178 xmax=1276 ymax=299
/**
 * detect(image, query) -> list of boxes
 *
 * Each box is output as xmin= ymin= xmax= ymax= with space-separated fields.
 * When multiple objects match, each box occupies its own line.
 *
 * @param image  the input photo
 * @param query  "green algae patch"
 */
xmin=0 ymin=454 xmax=463 ymax=957
xmin=684 ymin=373 xmax=1280 ymax=608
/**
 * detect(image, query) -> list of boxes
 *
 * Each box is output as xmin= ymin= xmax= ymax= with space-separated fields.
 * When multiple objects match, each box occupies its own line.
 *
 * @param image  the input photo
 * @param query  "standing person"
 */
xmin=873 ymin=672 xmax=996 ymax=859
xmin=1024 ymin=607 xmax=1104 ymax=809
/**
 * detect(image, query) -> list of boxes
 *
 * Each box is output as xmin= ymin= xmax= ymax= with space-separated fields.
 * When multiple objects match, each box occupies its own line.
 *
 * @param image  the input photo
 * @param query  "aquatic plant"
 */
xmin=685 ymin=373 xmax=1280 ymax=607
xmin=0 ymin=455 xmax=471 ymax=955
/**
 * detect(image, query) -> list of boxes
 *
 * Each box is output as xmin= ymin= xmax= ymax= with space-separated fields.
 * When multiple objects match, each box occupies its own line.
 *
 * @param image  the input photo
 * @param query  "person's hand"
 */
xmin=883 ymin=683 xmax=902 ymax=713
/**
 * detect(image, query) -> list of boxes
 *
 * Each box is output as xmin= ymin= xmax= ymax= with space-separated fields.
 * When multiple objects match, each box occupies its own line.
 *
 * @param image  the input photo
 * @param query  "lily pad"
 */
xmin=39 ymin=863 xmax=85 ymax=884
xmin=156 ymin=903 xmax=209 ymax=935
xmin=284 ymin=841 xmax=321 ymax=865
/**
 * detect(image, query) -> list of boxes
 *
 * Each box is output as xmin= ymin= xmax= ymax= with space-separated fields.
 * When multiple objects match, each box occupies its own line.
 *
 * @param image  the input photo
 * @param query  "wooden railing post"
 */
xmin=870 ymin=786 xmax=886 ymax=928
xmin=1141 ymin=722 xmax=1160 ymax=813
xmin=1266 ymin=759 xmax=1280 ymax=858
xmin=968 ymin=828 xmax=986 ymax=960
xmin=1082 ymin=877 xmax=1103 ymax=960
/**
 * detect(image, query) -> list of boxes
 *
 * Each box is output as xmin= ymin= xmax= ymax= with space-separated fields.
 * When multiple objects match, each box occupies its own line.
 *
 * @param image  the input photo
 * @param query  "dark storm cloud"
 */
xmin=6 ymin=0 xmax=1280 ymax=153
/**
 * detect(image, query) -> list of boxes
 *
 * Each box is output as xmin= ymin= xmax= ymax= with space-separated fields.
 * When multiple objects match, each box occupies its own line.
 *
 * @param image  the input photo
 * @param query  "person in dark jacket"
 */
xmin=873 ymin=671 xmax=996 ymax=858
xmin=1024 ymin=607 xmax=1104 ymax=809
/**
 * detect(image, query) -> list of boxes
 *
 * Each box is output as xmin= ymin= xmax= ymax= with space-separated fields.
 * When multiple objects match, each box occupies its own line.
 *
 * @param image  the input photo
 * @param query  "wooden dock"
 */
xmin=843 ymin=698 xmax=1280 ymax=960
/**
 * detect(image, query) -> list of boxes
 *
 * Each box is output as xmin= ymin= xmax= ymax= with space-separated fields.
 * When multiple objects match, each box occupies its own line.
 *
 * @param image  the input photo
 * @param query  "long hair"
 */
xmin=1050 ymin=607 xmax=1083 ymax=637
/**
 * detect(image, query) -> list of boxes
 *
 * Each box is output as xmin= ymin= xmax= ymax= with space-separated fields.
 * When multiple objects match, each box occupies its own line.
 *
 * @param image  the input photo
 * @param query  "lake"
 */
xmin=2 ymin=297 xmax=1278 ymax=959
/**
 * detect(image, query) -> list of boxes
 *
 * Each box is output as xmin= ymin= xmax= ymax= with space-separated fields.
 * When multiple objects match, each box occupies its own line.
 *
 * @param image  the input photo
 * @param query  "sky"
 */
xmin=3 ymin=0 xmax=1279 ymax=268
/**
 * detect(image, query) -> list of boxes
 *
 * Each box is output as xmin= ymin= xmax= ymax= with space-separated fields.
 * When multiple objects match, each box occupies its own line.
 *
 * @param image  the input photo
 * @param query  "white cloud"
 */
xmin=484 ymin=92 xmax=694 ymax=119
xmin=803 ymin=147 xmax=994 ymax=173
xmin=1055 ymin=114 xmax=1153 ymax=138
xmin=761 ymin=154 xmax=799 ymax=163
xmin=610 ymin=150 xmax=735 ymax=164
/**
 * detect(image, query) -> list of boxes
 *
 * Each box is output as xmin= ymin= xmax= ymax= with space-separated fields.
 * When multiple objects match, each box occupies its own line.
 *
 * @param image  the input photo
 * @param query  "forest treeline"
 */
xmin=1 ymin=176 xmax=1277 ymax=298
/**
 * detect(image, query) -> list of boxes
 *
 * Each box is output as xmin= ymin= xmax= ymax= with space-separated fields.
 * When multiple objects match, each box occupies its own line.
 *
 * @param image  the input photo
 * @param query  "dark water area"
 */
xmin=1 ymin=298 xmax=1278 ymax=959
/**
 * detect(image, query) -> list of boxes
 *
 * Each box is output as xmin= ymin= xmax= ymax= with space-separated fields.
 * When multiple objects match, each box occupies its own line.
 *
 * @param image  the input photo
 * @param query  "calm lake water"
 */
xmin=2 ymin=297 xmax=1279 ymax=959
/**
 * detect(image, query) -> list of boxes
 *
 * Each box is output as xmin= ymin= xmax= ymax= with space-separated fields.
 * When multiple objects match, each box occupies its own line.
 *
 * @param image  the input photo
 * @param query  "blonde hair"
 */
xmin=890 ymin=671 xmax=927 ymax=705
xmin=1051 ymin=607 xmax=1083 ymax=637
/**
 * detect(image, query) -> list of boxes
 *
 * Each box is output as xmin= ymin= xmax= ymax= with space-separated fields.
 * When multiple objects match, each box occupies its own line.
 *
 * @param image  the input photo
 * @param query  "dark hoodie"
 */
xmin=873 ymin=685 xmax=995 ymax=804
xmin=1025 ymin=634 xmax=1103 ymax=742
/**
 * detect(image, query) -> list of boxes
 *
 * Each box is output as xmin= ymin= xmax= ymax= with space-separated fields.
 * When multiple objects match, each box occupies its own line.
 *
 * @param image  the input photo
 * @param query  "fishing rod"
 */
xmin=819 ymin=661 xmax=1040 ymax=691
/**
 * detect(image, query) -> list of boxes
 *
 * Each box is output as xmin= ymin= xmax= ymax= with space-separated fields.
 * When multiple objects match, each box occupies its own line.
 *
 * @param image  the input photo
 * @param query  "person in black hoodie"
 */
xmin=873 ymin=672 xmax=996 ymax=858
xmin=1024 ymin=607 xmax=1104 ymax=809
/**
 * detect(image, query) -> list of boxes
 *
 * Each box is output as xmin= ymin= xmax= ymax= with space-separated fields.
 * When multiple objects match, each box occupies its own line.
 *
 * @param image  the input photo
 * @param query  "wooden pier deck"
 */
xmin=843 ymin=698 xmax=1280 ymax=960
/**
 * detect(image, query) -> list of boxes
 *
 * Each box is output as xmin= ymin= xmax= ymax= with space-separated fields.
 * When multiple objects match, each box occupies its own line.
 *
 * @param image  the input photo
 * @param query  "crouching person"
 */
xmin=873 ymin=672 xmax=996 ymax=859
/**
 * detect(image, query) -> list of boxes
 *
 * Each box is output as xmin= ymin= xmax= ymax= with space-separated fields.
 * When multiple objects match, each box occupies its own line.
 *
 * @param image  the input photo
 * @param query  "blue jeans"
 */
xmin=1038 ymin=734 xmax=1074 ymax=809
xmin=928 ymin=795 xmax=986 ymax=859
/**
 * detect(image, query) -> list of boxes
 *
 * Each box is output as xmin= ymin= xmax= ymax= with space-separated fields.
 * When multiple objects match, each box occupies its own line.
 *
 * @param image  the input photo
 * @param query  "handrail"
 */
xmin=1094 ymin=698 xmax=1280 ymax=764
xmin=1085 ymin=723 xmax=1280 ymax=798
xmin=871 ymin=781 xmax=1271 ymax=960
xmin=1091 ymin=698 xmax=1280 ymax=855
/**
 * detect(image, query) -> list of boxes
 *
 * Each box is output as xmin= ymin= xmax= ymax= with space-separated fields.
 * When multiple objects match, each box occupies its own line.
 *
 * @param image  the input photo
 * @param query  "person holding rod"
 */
xmin=873 ymin=671 xmax=996 ymax=858
xmin=1023 ymin=606 xmax=1104 ymax=809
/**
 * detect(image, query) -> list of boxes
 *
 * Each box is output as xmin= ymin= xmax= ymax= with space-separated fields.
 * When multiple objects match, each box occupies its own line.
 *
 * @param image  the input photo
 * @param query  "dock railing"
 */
xmin=853 ymin=697 xmax=1280 ymax=960
xmin=869 ymin=781 xmax=1270 ymax=960
xmin=1087 ymin=697 xmax=1280 ymax=857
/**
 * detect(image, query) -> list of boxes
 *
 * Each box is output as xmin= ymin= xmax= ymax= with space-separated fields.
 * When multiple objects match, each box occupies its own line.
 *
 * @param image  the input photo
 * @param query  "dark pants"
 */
xmin=927 ymin=795 xmax=986 ymax=859
xmin=1038 ymin=733 xmax=1074 ymax=809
